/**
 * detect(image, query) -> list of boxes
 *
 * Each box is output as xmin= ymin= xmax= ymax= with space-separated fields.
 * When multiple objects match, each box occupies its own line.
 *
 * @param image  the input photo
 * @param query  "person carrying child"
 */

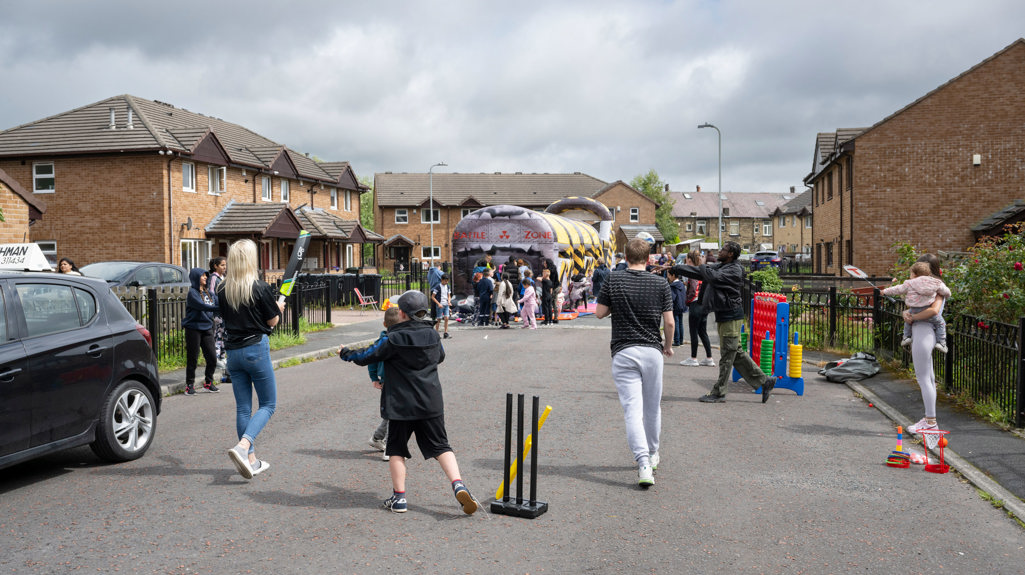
xmin=367 ymin=307 xmax=402 ymax=461
xmin=430 ymin=273 xmax=452 ymax=339
xmin=882 ymin=261 xmax=950 ymax=353
xmin=338 ymin=290 xmax=479 ymax=515
xmin=667 ymin=269 xmax=688 ymax=346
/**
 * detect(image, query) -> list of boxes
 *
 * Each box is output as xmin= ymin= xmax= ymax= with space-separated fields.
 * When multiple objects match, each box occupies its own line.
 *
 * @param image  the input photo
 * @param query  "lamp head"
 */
xmin=698 ymin=123 xmax=713 ymax=129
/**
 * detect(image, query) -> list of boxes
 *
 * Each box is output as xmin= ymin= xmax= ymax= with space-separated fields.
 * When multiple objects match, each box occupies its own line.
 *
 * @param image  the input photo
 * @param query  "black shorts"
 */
xmin=386 ymin=416 xmax=452 ymax=460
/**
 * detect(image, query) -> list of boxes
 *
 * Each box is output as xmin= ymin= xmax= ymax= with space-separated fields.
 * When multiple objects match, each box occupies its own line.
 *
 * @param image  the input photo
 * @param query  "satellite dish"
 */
xmin=185 ymin=217 xmax=193 ymax=230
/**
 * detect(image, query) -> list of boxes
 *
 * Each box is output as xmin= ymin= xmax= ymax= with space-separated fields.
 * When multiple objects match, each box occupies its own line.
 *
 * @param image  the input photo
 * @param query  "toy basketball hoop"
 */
xmin=918 ymin=429 xmax=950 ymax=474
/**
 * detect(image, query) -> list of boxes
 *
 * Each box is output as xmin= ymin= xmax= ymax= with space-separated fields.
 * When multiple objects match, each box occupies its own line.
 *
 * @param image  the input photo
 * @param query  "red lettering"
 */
xmin=523 ymin=231 xmax=553 ymax=240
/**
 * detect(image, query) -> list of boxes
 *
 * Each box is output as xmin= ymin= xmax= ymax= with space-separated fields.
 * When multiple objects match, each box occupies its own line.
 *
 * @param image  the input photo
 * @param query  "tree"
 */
xmin=359 ymin=176 xmax=375 ymax=261
xmin=629 ymin=169 xmax=679 ymax=243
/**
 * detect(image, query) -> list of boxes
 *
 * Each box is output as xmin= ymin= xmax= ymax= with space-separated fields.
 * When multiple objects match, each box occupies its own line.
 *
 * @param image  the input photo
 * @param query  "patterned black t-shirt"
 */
xmin=596 ymin=268 xmax=672 ymax=357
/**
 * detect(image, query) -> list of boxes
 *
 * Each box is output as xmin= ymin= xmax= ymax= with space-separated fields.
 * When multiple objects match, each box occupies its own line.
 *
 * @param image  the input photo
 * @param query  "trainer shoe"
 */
xmin=250 ymin=459 xmax=270 ymax=476
xmin=203 ymin=380 xmax=220 ymax=393
xmin=638 ymin=464 xmax=654 ymax=488
xmin=184 ymin=384 xmax=196 ymax=396
xmin=383 ymin=494 xmax=407 ymax=513
xmin=698 ymin=393 xmax=726 ymax=403
xmin=935 ymin=342 xmax=948 ymax=353
xmin=908 ymin=418 xmax=938 ymax=435
xmin=679 ymin=358 xmax=700 ymax=366
xmin=699 ymin=358 xmax=716 ymax=367
xmin=368 ymin=436 xmax=387 ymax=451
xmin=900 ymin=337 xmax=912 ymax=348
xmin=382 ymin=451 xmax=391 ymax=461
xmin=228 ymin=445 xmax=254 ymax=479
xmin=762 ymin=376 xmax=777 ymax=404
xmin=650 ymin=452 xmax=660 ymax=471
xmin=453 ymin=481 xmax=479 ymax=515
xmin=443 ymin=332 xmax=451 ymax=339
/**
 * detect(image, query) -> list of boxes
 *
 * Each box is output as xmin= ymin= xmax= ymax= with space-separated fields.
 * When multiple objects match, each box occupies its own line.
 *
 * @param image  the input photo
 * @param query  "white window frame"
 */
xmin=805 ymin=216 xmax=813 ymax=228
xmin=461 ymin=208 xmax=475 ymax=219
xmin=35 ymin=241 xmax=57 ymax=267
xmin=395 ymin=209 xmax=408 ymax=224
xmin=344 ymin=189 xmax=351 ymax=211
xmin=729 ymin=221 xmax=740 ymax=236
xmin=763 ymin=222 xmax=772 ymax=236
xmin=33 ymin=162 xmax=55 ymax=194
xmin=421 ymin=208 xmax=440 ymax=224
xmin=183 ymin=162 xmax=196 ymax=192
xmin=421 ymin=246 xmax=440 ymax=260
xmin=345 ymin=244 xmax=354 ymax=267
xmin=685 ymin=222 xmax=693 ymax=232
xmin=180 ymin=239 xmax=212 ymax=271
xmin=696 ymin=220 xmax=707 ymax=235
xmin=779 ymin=215 xmax=786 ymax=228
xmin=208 ymin=166 xmax=226 ymax=195
xmin=261 ymin=176 xmax=272 ymax=201
xmin=330 ymin=188 xmax=338 ymax=210
xmin=629 ymin=207 xmax=639 ymax=222
xmin=280 ymin=180 xmax=289 ymax=202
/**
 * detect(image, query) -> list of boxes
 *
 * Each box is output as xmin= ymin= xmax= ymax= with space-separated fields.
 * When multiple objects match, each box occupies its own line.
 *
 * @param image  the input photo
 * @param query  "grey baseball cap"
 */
xmin=397 ymin=290 xmax=430 ymax=319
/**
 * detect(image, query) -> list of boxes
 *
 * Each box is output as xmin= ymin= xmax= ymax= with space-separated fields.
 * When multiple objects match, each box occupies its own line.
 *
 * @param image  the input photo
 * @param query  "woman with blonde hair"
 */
xmin=217 ymin=240 xmax=285 ymax=479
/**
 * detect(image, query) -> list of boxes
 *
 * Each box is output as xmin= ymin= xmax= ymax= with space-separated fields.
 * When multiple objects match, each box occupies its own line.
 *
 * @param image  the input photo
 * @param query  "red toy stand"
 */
xmin=918 ymin=429 xmax=950 ymax=474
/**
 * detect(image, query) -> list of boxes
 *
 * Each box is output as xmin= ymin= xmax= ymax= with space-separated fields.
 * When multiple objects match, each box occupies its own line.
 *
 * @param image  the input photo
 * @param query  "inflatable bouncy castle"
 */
xmin=451 ymin=198 xmax=614 ymax=297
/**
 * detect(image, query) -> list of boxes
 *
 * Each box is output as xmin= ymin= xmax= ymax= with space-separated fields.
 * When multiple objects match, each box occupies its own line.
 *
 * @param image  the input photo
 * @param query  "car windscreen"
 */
xmin=80 ymin=262 xmax=137 ymax=283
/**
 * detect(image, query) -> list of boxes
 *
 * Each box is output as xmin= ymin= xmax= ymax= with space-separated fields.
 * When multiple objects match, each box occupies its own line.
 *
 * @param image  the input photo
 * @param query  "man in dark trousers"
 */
xmin=670 ymin=241 xmax=776 ymax=404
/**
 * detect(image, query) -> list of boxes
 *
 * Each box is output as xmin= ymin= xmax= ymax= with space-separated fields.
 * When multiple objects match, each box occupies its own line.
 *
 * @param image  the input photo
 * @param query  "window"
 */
xmin=208 ymin=166 xmax=226 ymax=194
xmin=696 ymin=220 xmax=707 ymax=235
xmin=181 ymin=240 xmax=211 ymax=271
xmin=280 ymin=180 xmax=290 ymax=202
xmin=33 ymin=163 xmax=55 ymax=193
xmin=779 ymin=215 xmax=786 ymax=228
xmin=629 ymin=207 xmax=639 ymax=222
xmin=763 ymin=222 xmax=772 ymax=236
xmin=461 ymin=208 xmax=475 ymax=219
xmin=330 ymin=188 xmax=338 ymax=209
xmin=826 ymin=242 xmax=834 ymax=266
xmin=685 ymin=222 xmax=693 ymax=232
xmin=827 ymin=173 xmax=833 ymax=200
xmin=846 ymin=157 xmax=853 ymax=189
xmin=421 ymin=209 xmax=440 ymax=224
xmin=345 ymin=244 xmax=354 ymax=267
xmin=344 ymin=190 xmax=351 ymax=211
xmin=261 ymin=176 xmax=272 ymax=201
xmin=183 ymin=163 xmax=196 ymax=192
xmin=805 ymin=216 xmax=813 ymax=228
xmin=421 ymin=246 xmax=440 ymax=259
xmin=35 ymin=241 xmax=57 ymax=267
xmin=729 ymin=221 xmax=739 ymax=236
xmin=395 ymin=209 xmax=408 ymax=224
xmin=845 ymin=239 xmax=852 ymax=266
xmin=16 ymin=284 xmax=95 ymax=337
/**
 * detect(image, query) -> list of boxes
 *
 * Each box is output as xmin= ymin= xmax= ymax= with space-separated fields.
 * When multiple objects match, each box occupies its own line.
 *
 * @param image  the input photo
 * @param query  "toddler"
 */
xmin=882 ymin=261 xmax=950 ymax=353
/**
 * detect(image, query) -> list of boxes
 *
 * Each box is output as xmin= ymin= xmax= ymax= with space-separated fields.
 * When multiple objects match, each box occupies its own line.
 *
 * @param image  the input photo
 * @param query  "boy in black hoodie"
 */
xmin=182 ymin=267 xmax=220 ymax=395
xmin=338 ymin=290 xmax=479 ymax=516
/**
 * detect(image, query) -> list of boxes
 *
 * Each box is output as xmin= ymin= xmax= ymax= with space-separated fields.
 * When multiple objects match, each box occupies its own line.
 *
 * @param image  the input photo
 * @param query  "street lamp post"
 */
xmin=428 ymin=162 xmax=447 ymax=263
xmin=697 ymin=123 xmax=722 ymax=248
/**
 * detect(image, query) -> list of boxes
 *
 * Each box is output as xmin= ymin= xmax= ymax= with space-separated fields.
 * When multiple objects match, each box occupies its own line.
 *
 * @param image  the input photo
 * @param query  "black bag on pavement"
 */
xmin=818 ymin=352 xmax=881 ymax=383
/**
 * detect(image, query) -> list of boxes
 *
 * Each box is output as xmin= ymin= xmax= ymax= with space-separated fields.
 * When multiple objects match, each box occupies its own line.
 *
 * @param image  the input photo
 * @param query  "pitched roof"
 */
xmin=0 ymin=94 xmax=355 ymax=186
xmin=593 ymin=180 xmax=659 ymax=208
xmin=205 ymin=201 xmax=303 ymax=239
xmin=0 ymin=167 xmax=46 ymax=218
xmin=294 ymin=207 xmax=384 ymax=243
xmin=373 ymin=172 xmax=607 ymax=207
xmin=771 ymin=189 xmax=813 ymax=216
xmin=619 ymin=224 xmax=664 ymax=242
xmin=670 ymin=191 xmax=793 ymax=219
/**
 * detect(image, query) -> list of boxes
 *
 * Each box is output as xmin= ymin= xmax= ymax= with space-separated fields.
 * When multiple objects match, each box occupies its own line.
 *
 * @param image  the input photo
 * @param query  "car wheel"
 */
xmin=90 ymin=379 xmax=157 ymax=462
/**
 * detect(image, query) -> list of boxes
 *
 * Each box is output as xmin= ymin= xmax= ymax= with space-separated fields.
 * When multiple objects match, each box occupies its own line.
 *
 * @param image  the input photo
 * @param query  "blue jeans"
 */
xmin=227 ymin=335 xmax=276 ymax=453
xmin=672 ymin=311 xmax=685 ymax=345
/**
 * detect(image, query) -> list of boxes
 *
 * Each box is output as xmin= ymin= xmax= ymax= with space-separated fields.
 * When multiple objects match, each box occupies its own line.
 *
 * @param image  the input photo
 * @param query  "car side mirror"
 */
xmin=127 ymin=280 xmax=141 ymax=287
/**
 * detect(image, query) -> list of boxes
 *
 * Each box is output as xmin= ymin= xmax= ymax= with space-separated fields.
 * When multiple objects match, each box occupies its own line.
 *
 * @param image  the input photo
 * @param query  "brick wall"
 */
xmin=594 ymin=183 xmax=656 ymax=239
xmin=0 ymin=183 xmax=31 ymax=244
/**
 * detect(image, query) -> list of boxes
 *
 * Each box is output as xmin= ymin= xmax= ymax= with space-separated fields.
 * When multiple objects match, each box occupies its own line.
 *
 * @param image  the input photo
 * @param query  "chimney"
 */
xmin=696 ymin=185 xmax=701 ymax=193
xmin=790 ymin=186 xmax=795 ymax=193
xmin=126 ymin=107 xmax=134 ymax=130
xmin=664 ymin=184 xmax=670 ymax=192
xmin=108 ymin=108 xmax=116 ymax=130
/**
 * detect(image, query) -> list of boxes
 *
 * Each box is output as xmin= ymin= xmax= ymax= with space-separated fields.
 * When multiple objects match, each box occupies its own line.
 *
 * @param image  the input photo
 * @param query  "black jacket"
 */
xmin=183 ymin=267 xmax=219 ymax=331
xmin=339 ymin=319 xmax=446 ymax=420
xmin=591 ymin=264 xmax=610 ymax=298
xmin=670 ymin=259 xmax=744 ymax=322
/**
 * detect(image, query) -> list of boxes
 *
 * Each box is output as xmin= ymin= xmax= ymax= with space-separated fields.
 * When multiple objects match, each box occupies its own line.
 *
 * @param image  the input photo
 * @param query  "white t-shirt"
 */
xmin=438 ymin=284 xmax=450 ymax=306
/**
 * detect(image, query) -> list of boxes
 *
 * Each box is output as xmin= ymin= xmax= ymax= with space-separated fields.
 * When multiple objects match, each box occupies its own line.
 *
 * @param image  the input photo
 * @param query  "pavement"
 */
xmin=160 ymin=306 xmax=1025 ymax=524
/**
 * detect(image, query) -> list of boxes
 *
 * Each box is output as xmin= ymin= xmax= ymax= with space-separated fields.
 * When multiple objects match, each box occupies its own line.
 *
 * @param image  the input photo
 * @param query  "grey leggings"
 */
xmin=910 ymin=320 xmax=937 ymax=418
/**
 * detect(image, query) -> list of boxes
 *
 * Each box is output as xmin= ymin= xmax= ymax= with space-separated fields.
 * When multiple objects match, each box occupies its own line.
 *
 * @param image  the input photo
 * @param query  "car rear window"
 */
xmin=80 ymin=262 xmax=136 ymax=282
xmin=16 ymin=283 xmax=97 ymax=337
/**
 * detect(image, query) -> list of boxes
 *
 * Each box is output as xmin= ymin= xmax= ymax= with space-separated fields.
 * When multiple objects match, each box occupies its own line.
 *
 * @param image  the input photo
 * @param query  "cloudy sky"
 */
xmin=1 ymin=1 xmax=1023 ymax=195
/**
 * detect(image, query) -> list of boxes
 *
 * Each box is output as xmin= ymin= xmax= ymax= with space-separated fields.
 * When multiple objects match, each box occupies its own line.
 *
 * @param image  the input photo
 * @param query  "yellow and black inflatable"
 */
xmin=451 ymin=199 xmax=614 ymax=297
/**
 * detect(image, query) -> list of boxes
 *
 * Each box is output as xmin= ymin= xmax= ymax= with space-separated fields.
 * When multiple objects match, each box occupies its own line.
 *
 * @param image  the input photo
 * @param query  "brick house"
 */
xmin=592 ymin=181 xmax=663 ymax=254
xmin=769 ymin=188 xmax=813 ymax=256
xmin=373 ymin=172 xmax=655 ymax=270
xmin=671 ymin=187 xmax=793 ymax=253
xmin=0 ymin=168 xmax=45 ymax=245
xmin=0 ymin=94 xmax=372 ymax=271
xmin=806 ymin=39 xmax=1025 ymax=277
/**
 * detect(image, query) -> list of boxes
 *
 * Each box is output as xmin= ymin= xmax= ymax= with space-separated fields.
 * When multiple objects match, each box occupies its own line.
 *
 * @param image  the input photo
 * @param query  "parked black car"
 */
xmin=0 ymin=271 xmax=161 ymax=470
xmin=80 ymin=261 xmax=189 ymax=288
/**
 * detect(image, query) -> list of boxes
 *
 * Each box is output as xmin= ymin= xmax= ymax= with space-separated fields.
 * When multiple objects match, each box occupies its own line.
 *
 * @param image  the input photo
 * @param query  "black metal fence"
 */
xmin=747 ymin=277 xmax=1024 ymax=427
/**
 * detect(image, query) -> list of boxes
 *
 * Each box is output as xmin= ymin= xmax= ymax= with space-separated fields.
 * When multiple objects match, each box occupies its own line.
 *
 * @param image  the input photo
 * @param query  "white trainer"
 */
xmin=368 ymin=436 xmax=386 ymax=451
xmin=699 ymin=358 xmax=716 ymax=367
xmin=908 ymin=417 xmax=938 ymax=434
xmin=679 ymin=358 xmax=700 ymax=366
xmin=638 ymin=464 xmax=654 ymax=488
xmin=650 ymin=452 xmax=660 ymax=471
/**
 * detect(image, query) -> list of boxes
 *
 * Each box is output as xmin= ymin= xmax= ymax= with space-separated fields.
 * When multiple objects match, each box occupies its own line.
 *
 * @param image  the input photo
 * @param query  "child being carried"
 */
xmin=882 ymin=261 xmax=950 ymax=353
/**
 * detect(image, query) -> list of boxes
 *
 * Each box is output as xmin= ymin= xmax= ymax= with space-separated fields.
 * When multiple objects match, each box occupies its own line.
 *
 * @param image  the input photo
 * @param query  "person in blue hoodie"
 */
xmin=183 ymin=267 xmax=220 ymax=395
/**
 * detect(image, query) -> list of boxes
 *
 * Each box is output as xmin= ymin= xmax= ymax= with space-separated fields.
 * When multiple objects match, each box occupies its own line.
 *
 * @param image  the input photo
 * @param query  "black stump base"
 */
xmin=490 ymin=499 xmax=549 ymax=519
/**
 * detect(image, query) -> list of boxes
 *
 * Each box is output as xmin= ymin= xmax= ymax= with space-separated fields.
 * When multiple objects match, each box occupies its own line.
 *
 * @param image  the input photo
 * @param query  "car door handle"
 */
xmin=88 ymin=344 xmax=108 ymax=358
xmin=0 ymin=367 xmax=22 ymax=381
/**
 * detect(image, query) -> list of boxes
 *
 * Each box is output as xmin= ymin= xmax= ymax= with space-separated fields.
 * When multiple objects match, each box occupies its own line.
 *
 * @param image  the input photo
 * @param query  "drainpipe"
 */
xmin=167 ymin=151 xmax=175 ymax=264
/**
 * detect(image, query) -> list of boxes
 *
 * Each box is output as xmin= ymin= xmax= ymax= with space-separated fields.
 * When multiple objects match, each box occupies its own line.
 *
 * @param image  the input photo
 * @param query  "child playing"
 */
xmin=883 ymin=261 xmax=950 ymax=353
xmin=668 ymin=270 xmax=688 ymax=346
xmin=518 ymin=278 xmax=538 ymax=329
xmin=368 ymin=307 xmax=402 ymax=461
xmin=338 ymin=290 xmax=479 ymax=516
xmin=430 ymin=273 xmax=452 ymax=339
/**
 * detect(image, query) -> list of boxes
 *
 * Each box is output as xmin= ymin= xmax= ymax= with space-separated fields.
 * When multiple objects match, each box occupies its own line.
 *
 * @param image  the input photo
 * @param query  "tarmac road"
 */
xmin=1 ymin=320 xmax=1023 ymax=574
